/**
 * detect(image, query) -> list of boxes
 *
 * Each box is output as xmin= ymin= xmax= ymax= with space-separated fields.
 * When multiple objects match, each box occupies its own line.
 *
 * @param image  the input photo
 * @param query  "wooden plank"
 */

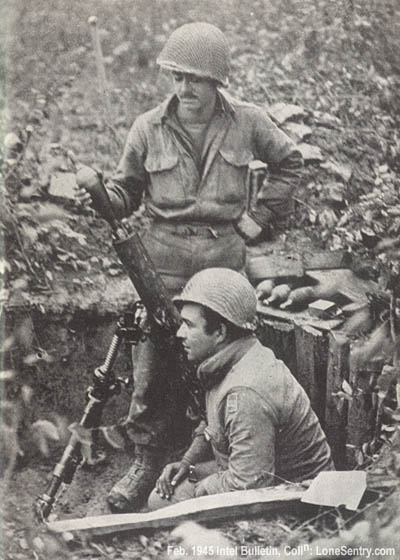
xmin=325 ymin=332 xmax=350 ymax=469
xmin=246 ymin=254 xmax=304 ymax=282
xmin=307 ymin=270 xmax=375 ymax=304
xmin=346 ymin=364 xmax=379 ymax=468
xmin=257 ymin=303 xmax=344 ymax=332
xmin=304 ymin=251 xmax=350 ymax=271
xmin=294 ymin=325 xmax=329 ymax=423
xmin=47 ymin=483 xmax=307 ymax=537
xmin=257 ymin=319 xmax=297 ymax=375
xmin=247 ymin=252 xmax=350 ymax=286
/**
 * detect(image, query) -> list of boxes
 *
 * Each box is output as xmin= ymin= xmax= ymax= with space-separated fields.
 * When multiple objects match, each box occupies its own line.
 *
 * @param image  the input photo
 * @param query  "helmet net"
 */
xmin=157 ymin=22 xmax=230 ymax=86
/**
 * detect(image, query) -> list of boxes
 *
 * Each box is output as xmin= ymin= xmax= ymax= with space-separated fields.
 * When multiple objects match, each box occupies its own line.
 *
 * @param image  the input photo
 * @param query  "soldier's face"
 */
xmin=172 ymin=72 xmax=217 ymax=116
xmin=177 ymin=303 xmax=220 ymax=363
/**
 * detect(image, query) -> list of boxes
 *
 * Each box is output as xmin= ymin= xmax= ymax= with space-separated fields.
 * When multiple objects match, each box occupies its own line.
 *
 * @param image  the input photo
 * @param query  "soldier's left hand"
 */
xmin=236 ymin=213 xmax=263 ymax=242
xmin=156 ymin=461 xmax=189 ymax=499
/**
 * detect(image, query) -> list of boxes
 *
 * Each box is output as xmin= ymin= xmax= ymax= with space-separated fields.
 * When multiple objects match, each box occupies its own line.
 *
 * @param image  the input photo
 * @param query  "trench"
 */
xmin=2 ymin=307 xmax=136 ymax=525
xmin=2 ymin=304 xmax=376 ymax=532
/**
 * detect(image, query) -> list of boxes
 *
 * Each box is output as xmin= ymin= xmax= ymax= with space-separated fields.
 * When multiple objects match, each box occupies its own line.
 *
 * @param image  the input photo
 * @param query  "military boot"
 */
xmin=107 ymin=446 xmax=161 ymax=513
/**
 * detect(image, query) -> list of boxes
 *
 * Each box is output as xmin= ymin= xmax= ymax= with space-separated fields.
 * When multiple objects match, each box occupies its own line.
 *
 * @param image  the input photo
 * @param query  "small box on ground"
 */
xmin=308 ymin=299 xmax=337 ymax=319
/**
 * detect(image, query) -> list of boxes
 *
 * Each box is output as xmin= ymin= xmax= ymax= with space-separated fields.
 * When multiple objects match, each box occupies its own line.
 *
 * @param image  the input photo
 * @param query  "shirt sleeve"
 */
xmin=198 ymin=388 xmax=278 ymax=495
xmin=181 ymin=420 xmax=213 ymax=466
xmin=250 ymin=111 xmax=303 ymax=227
xmin=107 ymin=117 xmax=148 ymax=219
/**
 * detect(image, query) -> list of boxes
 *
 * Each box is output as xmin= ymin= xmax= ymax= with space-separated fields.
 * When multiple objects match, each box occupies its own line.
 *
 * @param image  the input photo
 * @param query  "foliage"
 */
xmin=0 ymin=327 xmax=63 ymax=482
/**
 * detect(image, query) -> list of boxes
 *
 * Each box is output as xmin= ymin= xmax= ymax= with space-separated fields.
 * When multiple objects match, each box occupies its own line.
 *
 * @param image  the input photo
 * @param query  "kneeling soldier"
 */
xmin=148 ymin=268 xmax=334 ymax=509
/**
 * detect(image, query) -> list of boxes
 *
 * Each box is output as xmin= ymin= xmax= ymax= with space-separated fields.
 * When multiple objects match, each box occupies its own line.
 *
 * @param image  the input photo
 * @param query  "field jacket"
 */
xmin=183 ymin=337 xmax=333 ymax=495
xmin=108 ymin=90 xmax=303 ymax=227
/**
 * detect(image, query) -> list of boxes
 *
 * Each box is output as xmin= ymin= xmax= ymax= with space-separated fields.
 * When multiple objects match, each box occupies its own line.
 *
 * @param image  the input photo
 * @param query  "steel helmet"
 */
xmin=157 ymin=22 xmax=230 ymax=86
xmin=173 ymin=268 xmax=257 ymax=330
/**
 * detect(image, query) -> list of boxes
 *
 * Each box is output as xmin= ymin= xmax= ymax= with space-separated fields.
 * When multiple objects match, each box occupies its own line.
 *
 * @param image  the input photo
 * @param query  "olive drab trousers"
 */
xmin=125 ymin=222 xmax=246 ymax=451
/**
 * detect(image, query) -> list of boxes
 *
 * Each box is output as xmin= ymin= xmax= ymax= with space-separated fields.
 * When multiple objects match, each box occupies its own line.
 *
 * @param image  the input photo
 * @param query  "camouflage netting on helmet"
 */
xmin=174 ymin=268 xmax=257 ymax=330
xmin=157 ymin=22 xmax=230 ymax=86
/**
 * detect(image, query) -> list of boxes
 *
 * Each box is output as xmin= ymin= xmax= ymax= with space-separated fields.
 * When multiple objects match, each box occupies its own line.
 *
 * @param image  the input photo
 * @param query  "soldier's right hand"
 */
xmin=75 ymin=184 xmax=93 ymax=206
xmin=74 ymin=165 xmax=101 ymax=208
xmin=156 ymin=461 xmax=189 ymax=499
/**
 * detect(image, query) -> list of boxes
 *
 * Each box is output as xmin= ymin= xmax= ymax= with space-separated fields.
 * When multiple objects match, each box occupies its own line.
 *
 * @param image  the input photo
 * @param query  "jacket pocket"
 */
xmin=217 ymin=149 xmax=253 ymax=203
xmin=144 ymin=153 xmax=186 ymax=207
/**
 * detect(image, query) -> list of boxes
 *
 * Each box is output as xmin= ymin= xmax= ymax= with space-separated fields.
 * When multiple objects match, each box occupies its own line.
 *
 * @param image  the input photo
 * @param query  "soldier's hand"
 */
xmin=75 ymin=184 xmax=93 ymax=206
xmin=74 ymin=165 xmax=101 ymax=208
xmin=156 ymin=461 xmax=189 ymax=499
xmin=236 ymin=212 xmax=263 ymax=242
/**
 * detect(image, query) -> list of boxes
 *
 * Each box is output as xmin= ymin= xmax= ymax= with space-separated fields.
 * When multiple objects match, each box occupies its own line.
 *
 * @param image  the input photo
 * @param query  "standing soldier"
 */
xmin=77 ymin=21 xmax=303 ymax=512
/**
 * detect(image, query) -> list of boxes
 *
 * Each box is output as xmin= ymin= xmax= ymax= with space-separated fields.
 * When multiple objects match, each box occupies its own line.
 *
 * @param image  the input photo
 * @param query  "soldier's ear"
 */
xmin=216 ymin=321 xmax=228 ymax=343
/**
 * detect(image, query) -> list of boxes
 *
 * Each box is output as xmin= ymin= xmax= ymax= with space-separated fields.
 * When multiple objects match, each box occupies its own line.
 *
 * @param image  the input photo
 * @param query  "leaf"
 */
xmin=350 ymin=321 xmax=392 ymax=370
xmin=4 ymin=132 xmax=23 ymax=153
xmin=20 ymin=224 xmax=39 ymax=248
xmin=0 ymin=260 xmax=11 ymax=275
xmin=68 ymin=422 xmax=92 ymax=445
xmin=376 ymin=365 xmax=399 ymax=399
xmin=297 ymin=143 xmax=324 ymax=163
xmin=342 ymin=379 xmax=353 ymax=396
xmin=332 ymin=390 xmax=353 ymax=402
xmin=50 ymin=220 xmax=87 ymax=245
xmin=319 ymin=208 xmax=338 ymax=228
xmin=321 ymin=160 xmax=352 ymax=182
xmin=308 ymin=208 xmax=318 ymax=224
xmin=0 ymin=370 xmax=15 ymax=381
xmin=51 ymin=414 xmax=71 ymax=442
xmin=31 ymin=419 xmax=60 ymax=456
xmin=2 ymin=336 xmax=15 ymax=352
xmin=139 ymin=535 xmax=149 ymax=548
xmin=11 ymin=277 xmax=29 ymax=291
xmin=282 ymin=122 xmax=312 ymax=142
xmin=23 ymin=349 xmax=54 ymax=365
xmin=19 ymin=185 xmax=41 ymax=200
xmin=343 ymin=309 xmax=371 ymax=335
xmin=108 ymin=265 xmax=121 ymax=276
xmin=384 ymin=407 xmax=400 ymax=422
xmin=21 ymin=385 xmax=33 ymax=404
xmin=113 ymin=41 xmax=132 ymax=57
xmin=268 ymin=102 xmax=307 ymax=124
xmin=62 ymin=532 xmax=75 ymax=543
xmin=323 ymin=182 xmax=346 ymax=205
xmin=33 ymin=203 xmax=70 ymax=223
xmin=19 ymin=538 xmax=29 ymax=550
xmin=48 ymin=173 xmax=77 ymax=200
xmin=313 ymin=111 xmax=342 ymax=129
xmin=33 ymin=537 xmax=45 ymax=551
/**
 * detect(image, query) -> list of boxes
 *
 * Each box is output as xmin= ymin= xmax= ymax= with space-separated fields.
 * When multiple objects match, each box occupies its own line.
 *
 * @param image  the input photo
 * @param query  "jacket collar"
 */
xmin=197 ymin=335 xmax=257 ymax=390
xmin=152 ymin=89 xmax=236 ymax=125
